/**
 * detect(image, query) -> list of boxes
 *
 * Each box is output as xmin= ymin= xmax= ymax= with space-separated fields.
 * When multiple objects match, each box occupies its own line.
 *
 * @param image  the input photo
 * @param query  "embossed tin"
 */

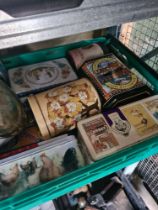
xmin=28 ymin=78 xmax=101 ymax=139
xmin=81 ymin=54 xmax=152 ymax=108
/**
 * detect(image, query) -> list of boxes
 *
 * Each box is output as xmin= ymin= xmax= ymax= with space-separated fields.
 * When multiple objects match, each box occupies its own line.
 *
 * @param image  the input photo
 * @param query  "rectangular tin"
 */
xmin=0 ymin=135 xmax=85 ymax=200
xmin=81 ymin=54 xmax=152 ymax=108
xmin=8 ymin=58 xmax=78 ymax=96
xmin=78 ymin=95 xmax=158 ymax=161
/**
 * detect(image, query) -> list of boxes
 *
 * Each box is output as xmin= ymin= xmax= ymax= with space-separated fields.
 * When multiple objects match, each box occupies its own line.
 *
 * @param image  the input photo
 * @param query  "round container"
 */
xmin=28 ymin=78 xmax=101 ymax=139
xmin=0 ymin=79 xmax=26 ymax=146
xmin=69 ymin=43 xmax=104 ymax=69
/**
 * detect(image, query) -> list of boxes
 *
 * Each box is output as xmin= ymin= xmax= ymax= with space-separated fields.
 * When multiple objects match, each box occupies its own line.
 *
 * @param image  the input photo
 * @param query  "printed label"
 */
xmin=105 ymin=111 xmax=131 ymax=136
xmin=121 ymin=104 xmax=158 ymax=136
xmin=83 ymin=117 xmax=119 ymax=154
xmin=103 ymin=108 xmax=140 ymax=145
xmin=143 ymin=98 xmax=158 ymax=122
xmin=82 ymin=54 xmax=144 ymax=101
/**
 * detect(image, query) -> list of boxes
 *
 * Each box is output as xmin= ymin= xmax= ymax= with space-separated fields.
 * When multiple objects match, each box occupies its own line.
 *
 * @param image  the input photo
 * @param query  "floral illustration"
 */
xmin=46 ymin=79 xmax=100 ymax=136
xmin=50 ymin=101 xmax=61 ymax=111
xmin=53 ymin=117 xmax=64 ymax=129
xmin=59 ymin=93 xmax=69 ymax=103
xmin=78 ymin=91 xmax=88 ymax=101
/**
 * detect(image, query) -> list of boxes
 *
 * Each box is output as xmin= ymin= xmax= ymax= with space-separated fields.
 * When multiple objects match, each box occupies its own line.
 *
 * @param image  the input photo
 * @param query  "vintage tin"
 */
xmin=77 ymin=114 xmax=119 ymax=161
xmin=142 ymin=95 xmax=158 ymax=122
xmin=69 ymin=43 xmax=104 ymax=70
xmin=81 ymin=54 xmax=153 ymax=108
xmin=8 ymin=58 xmax=78 ymax=96
xmin=0 ymin=135 xmax=85 ymax=200
xmin=28 ymin=78 xmax=101 ymax=139
xmin=120 ymin=95 xmax=158 ymax=139
xmin=106 ymin=95 xmax=158 ymax=151
xmin=78 ymin=95 xmax=158 ymax=161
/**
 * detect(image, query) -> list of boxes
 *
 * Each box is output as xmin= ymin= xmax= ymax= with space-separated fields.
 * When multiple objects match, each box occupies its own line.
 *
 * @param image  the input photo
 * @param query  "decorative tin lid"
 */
xmin=82 ymin=53 xmax=146 ymax=103
xmin=9 ymin=58 xmax=77 ymax=96
xmin=28 ymin=78 xmax=101 ymax=139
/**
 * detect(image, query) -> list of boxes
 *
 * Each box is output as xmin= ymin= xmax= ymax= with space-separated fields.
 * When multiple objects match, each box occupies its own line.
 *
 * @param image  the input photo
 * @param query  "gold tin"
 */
xmin=28 ymin=78 xmax=101 ymax=139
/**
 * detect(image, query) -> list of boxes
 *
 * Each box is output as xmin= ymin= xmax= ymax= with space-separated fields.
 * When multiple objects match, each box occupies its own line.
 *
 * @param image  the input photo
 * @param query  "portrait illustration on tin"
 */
xmin=144 ymin=99 xmax=158 ymax=121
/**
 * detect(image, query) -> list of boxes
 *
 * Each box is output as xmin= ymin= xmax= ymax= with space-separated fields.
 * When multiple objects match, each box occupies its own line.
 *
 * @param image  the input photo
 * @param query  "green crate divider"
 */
xmin=0 ymin=35 xmax=158 ymax=210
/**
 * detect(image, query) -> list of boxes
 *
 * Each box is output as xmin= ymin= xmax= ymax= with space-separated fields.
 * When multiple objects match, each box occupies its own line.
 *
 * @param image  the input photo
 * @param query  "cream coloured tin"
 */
xmin=77 ymin=114 xmax=119 ymax=161
xmin=8 ymin=58 xmax=77 ymax=96
xmin=120 ymin=95 xmax=158 ymax=139
xmin=77 ymin=95 xmax=158 ymax=161
xmin=28 ymin=78 xmax=101 ymax=139
xmin=69 ymin=43 xmax=104 ymax=69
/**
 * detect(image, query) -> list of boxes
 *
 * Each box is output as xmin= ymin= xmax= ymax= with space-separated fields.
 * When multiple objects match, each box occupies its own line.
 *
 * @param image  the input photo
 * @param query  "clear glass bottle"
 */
xmin=0 ymin=79 xmax=26 ymax=146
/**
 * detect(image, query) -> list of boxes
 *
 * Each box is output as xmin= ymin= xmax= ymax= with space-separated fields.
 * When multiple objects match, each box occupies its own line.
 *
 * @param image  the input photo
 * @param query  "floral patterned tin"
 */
xmin=78 ymin=95 xmax=158 ymax=161
xmin=28 ymin=78 xmax=101 ymax=139
xmin=0 ymin=135 xmax=85 ymax=200
xmin=81 ymin=54 xmax=153 ymax=108
xmin=8 ymin=58 xmax=78 ymax=96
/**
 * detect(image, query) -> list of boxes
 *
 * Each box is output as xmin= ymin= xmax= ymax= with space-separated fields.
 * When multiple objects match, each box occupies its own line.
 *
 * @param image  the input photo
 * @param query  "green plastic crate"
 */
xmin=0 ymin=35 xmax=158 ymax=210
